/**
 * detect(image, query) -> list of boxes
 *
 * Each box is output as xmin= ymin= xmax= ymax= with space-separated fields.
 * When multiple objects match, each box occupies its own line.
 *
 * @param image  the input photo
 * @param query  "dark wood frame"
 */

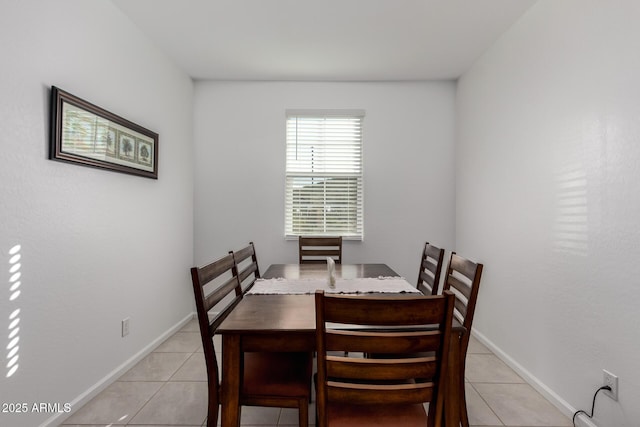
xmin=49 ymin=86 xmax=158 ymax=179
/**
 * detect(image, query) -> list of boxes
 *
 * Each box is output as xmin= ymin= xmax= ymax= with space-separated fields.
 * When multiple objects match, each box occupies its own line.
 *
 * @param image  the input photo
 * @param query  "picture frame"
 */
xmin=49 ymin=86 xmax=158 ymax=179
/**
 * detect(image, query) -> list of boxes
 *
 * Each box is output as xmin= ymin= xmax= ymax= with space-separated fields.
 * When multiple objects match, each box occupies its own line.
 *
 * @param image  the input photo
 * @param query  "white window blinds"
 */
xmin=285 ymin=110 xmax=364 ymax=240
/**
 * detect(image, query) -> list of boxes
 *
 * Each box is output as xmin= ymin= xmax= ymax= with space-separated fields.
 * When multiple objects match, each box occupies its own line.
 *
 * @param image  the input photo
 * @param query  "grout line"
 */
xmin=468 ymin=381 xmax=506 ymax=426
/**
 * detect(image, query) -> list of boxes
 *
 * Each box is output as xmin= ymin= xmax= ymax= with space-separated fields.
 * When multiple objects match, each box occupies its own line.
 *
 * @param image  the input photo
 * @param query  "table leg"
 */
xmin=221 ymin=334 xmax=241 ymax=427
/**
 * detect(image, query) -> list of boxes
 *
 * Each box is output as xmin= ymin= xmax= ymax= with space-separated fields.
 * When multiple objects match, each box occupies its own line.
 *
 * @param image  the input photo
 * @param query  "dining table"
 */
xmin=216 ymin=263 xmax=466 ymax=427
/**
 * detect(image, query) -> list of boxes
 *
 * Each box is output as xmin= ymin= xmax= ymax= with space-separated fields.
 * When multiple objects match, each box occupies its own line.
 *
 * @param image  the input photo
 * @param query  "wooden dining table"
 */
xmin=217 ymin=263 xmax=466 ymax=427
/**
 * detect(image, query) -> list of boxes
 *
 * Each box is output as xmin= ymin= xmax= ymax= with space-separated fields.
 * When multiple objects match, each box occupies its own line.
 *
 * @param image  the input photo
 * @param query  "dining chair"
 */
xmin=230 ymin=241 xmax=260 ymax=294
xmin=442 ymin=252 xmax=483 ymax=427
xmin=190 ymin=253 xmax=313 ymax=427
xmin=299 ymin=236 xmax=343 ymax=264
xmin=314 ymin=290 xmax=455 ymax=427
xmin=416 ymin=242 xmax=445 ymax=295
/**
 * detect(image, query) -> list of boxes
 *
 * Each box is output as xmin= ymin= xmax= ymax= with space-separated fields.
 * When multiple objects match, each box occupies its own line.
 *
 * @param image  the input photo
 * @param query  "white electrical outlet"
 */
xmin=122 ymin=318 xmax=130 ymax=337
xmin=603 ymin=369 xmax=618 ymax=401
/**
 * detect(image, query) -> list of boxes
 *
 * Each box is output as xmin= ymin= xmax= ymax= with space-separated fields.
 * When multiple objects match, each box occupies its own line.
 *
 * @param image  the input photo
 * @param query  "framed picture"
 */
xmin=50 ymin=86 xmax=158 ymax=179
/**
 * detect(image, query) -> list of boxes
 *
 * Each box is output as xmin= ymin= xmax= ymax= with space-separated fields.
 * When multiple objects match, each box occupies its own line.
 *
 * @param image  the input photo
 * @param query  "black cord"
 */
xmin=572 ymin=385 xmax=611 ymax=426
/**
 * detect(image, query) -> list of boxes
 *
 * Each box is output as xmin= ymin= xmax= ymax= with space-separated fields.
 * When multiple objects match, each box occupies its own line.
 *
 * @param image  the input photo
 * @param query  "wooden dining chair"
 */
xmin=299 ymin=236 xmax=343 ymax=264
xmin=314 ymin=290 xmax=455 ymax=427
xmin=442 ymin=252 xmax=483 ymax=427
xmin=190 ymin=254 xmax=313 ymax=427
xmin=416 ymin=242 xmax=445 ymax=295
xmin=230 ymin=242 xmax=260 ymax=294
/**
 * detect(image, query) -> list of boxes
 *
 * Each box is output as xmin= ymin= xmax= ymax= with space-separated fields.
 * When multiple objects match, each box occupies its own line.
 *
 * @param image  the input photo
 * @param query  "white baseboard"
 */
xmin=575 ymin=413 xmax=599 ymax=427
xmin=41 ymin=312 xmax=196 ymax=427
xmin=471 ymin=328 xmax=579 ymax=420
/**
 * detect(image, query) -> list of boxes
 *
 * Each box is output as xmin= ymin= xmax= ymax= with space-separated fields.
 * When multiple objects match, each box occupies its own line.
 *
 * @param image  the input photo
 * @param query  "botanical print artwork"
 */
xmin=118 ymin=133 xmax=136 ymax=162
xmin=60 ymin=103 xmax=155 ymax=171
xmin=52 ymin=87 xmax=158 ymax=178
xmin=137 ymin=140 xmax=153 ymax=166
xmin=105 ymin=129 xmax=117 ymax=157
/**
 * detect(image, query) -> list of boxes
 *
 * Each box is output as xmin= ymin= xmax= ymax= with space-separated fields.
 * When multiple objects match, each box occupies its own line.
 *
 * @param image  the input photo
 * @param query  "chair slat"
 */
xmin=198 ymin=254 xmax=235 ymax=285
xmin=203 ymin=276 xmax=242 ymax=311
xmin=327 ymin=356 xmax=437 ymax=380
xmin=419 ymin=270 xmax=434 ymax=284
xmin=327 ymin=381 xmax=434 ymax=405
xmin=300 ymin=237 xmax=343 ymax=246
xmin=450 ymin=253 xmax=478 ymax=281
xmin=302 ymin=249 xmax=342 ymax=257
xmin=238 ymin=262 xmax=257 ymax=283
xmin=326 ymin=330 xmax=442 ymax=354
xmin=233 ymin=245 xmax=254 ymax=264
xmin=453 ymin=296 xmax=468 ymax=319
xmin=448 ymin=274 xmax=472 ymax=300
xmin=323 ymin=295 xmax=445 ymax=325
xmin=423 ymin=258 xmax=438 ymax=274
xmin=299 ymin=236 xmax=342 ymax=264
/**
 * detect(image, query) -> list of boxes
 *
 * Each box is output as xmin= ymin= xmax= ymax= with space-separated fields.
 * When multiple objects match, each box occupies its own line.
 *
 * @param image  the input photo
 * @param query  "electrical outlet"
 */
xmin=603 ymin=369 xmax=618 ymax=401
xmin=122 ymin=318 xmax=130 ymax=337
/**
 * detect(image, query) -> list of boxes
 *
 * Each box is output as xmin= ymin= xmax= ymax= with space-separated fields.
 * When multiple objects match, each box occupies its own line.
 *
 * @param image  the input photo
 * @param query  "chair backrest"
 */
xmin=190 ymin=253 xmax=243 ymax=424
xmin=416 ymin=242 xmax=445 ymax=295
xmin=314 ymin=290 xmax=455 ymax=427
xmin=231 ymin=242 xmax=260 ymax=294
xmin=299 ymin=236 xmax=342 ymax=264
xmin=442 ymin=252 xmax=483 ymax=355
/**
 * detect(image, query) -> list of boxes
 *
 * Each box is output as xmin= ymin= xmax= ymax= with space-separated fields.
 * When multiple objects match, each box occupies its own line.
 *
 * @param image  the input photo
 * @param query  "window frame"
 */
xmin=284 ymin=109 xmax=364 ymax=241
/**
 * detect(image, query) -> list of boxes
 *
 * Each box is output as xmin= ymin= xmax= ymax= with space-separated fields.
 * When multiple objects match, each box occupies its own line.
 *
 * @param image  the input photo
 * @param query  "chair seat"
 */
xmin=327 ymin=402 xmax=428 ymax=427
xmin=242 ymin=352 xmax=312 ymax=397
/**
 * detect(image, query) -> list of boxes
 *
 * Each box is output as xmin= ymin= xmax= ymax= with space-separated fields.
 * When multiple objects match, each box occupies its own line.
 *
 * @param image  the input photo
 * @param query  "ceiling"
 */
xmin=112 ymin=0 xmax=537 ymax=81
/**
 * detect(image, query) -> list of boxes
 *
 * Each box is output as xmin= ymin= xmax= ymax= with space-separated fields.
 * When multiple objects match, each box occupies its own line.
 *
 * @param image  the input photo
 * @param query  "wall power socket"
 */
xmin=122 ymin=317 xmax=130 ymax=337
xmin=603 ymin=369 xmax=618 ymax=401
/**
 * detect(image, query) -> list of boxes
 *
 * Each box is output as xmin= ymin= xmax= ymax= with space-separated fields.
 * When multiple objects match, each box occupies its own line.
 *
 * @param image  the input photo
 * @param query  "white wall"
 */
xmin=0 ymin=2 xmax=194 ymax=426
xmin=193 ymin=81 xmax=455 ymax=283
xmin=456 ymin=1 xmax=640 ymax=425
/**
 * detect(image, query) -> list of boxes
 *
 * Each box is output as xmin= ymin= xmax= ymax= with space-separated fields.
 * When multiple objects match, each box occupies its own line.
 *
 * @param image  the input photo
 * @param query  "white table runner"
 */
xmin=246 ymin=276 xmax=421 ymax=295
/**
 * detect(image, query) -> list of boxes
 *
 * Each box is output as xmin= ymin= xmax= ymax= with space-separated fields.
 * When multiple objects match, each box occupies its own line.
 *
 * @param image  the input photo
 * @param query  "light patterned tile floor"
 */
xmin=60 ymin=318 xmax=572 ymax=427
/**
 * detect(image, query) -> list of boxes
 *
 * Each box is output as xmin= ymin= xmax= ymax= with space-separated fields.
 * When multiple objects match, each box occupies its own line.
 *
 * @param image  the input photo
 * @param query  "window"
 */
xmin=285 ymin=110 xmax=364 ymax=240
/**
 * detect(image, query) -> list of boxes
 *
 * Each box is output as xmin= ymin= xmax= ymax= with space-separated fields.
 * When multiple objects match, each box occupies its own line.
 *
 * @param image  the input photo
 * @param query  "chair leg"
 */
xmin=427 ymin=403 xmax=436 ymax=427
xmin=459 ymin=362 xmax=470 ymax=427
xmin=206 ymin=401 xmax=218 ymax=427
xmin=206 ymin=382 xmax=218 ymax=427
xmin=298 ymin=398 xmax=309 ymax=427
xmin=461 ymin=406 xmax=470 ymax=427
xmin=460 ymin=388 xmax=470 ymax=427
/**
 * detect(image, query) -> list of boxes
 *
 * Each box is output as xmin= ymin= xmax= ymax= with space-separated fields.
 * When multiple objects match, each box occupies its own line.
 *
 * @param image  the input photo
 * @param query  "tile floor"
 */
xmin=60 ymin=318 xmax=572 ymax=427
